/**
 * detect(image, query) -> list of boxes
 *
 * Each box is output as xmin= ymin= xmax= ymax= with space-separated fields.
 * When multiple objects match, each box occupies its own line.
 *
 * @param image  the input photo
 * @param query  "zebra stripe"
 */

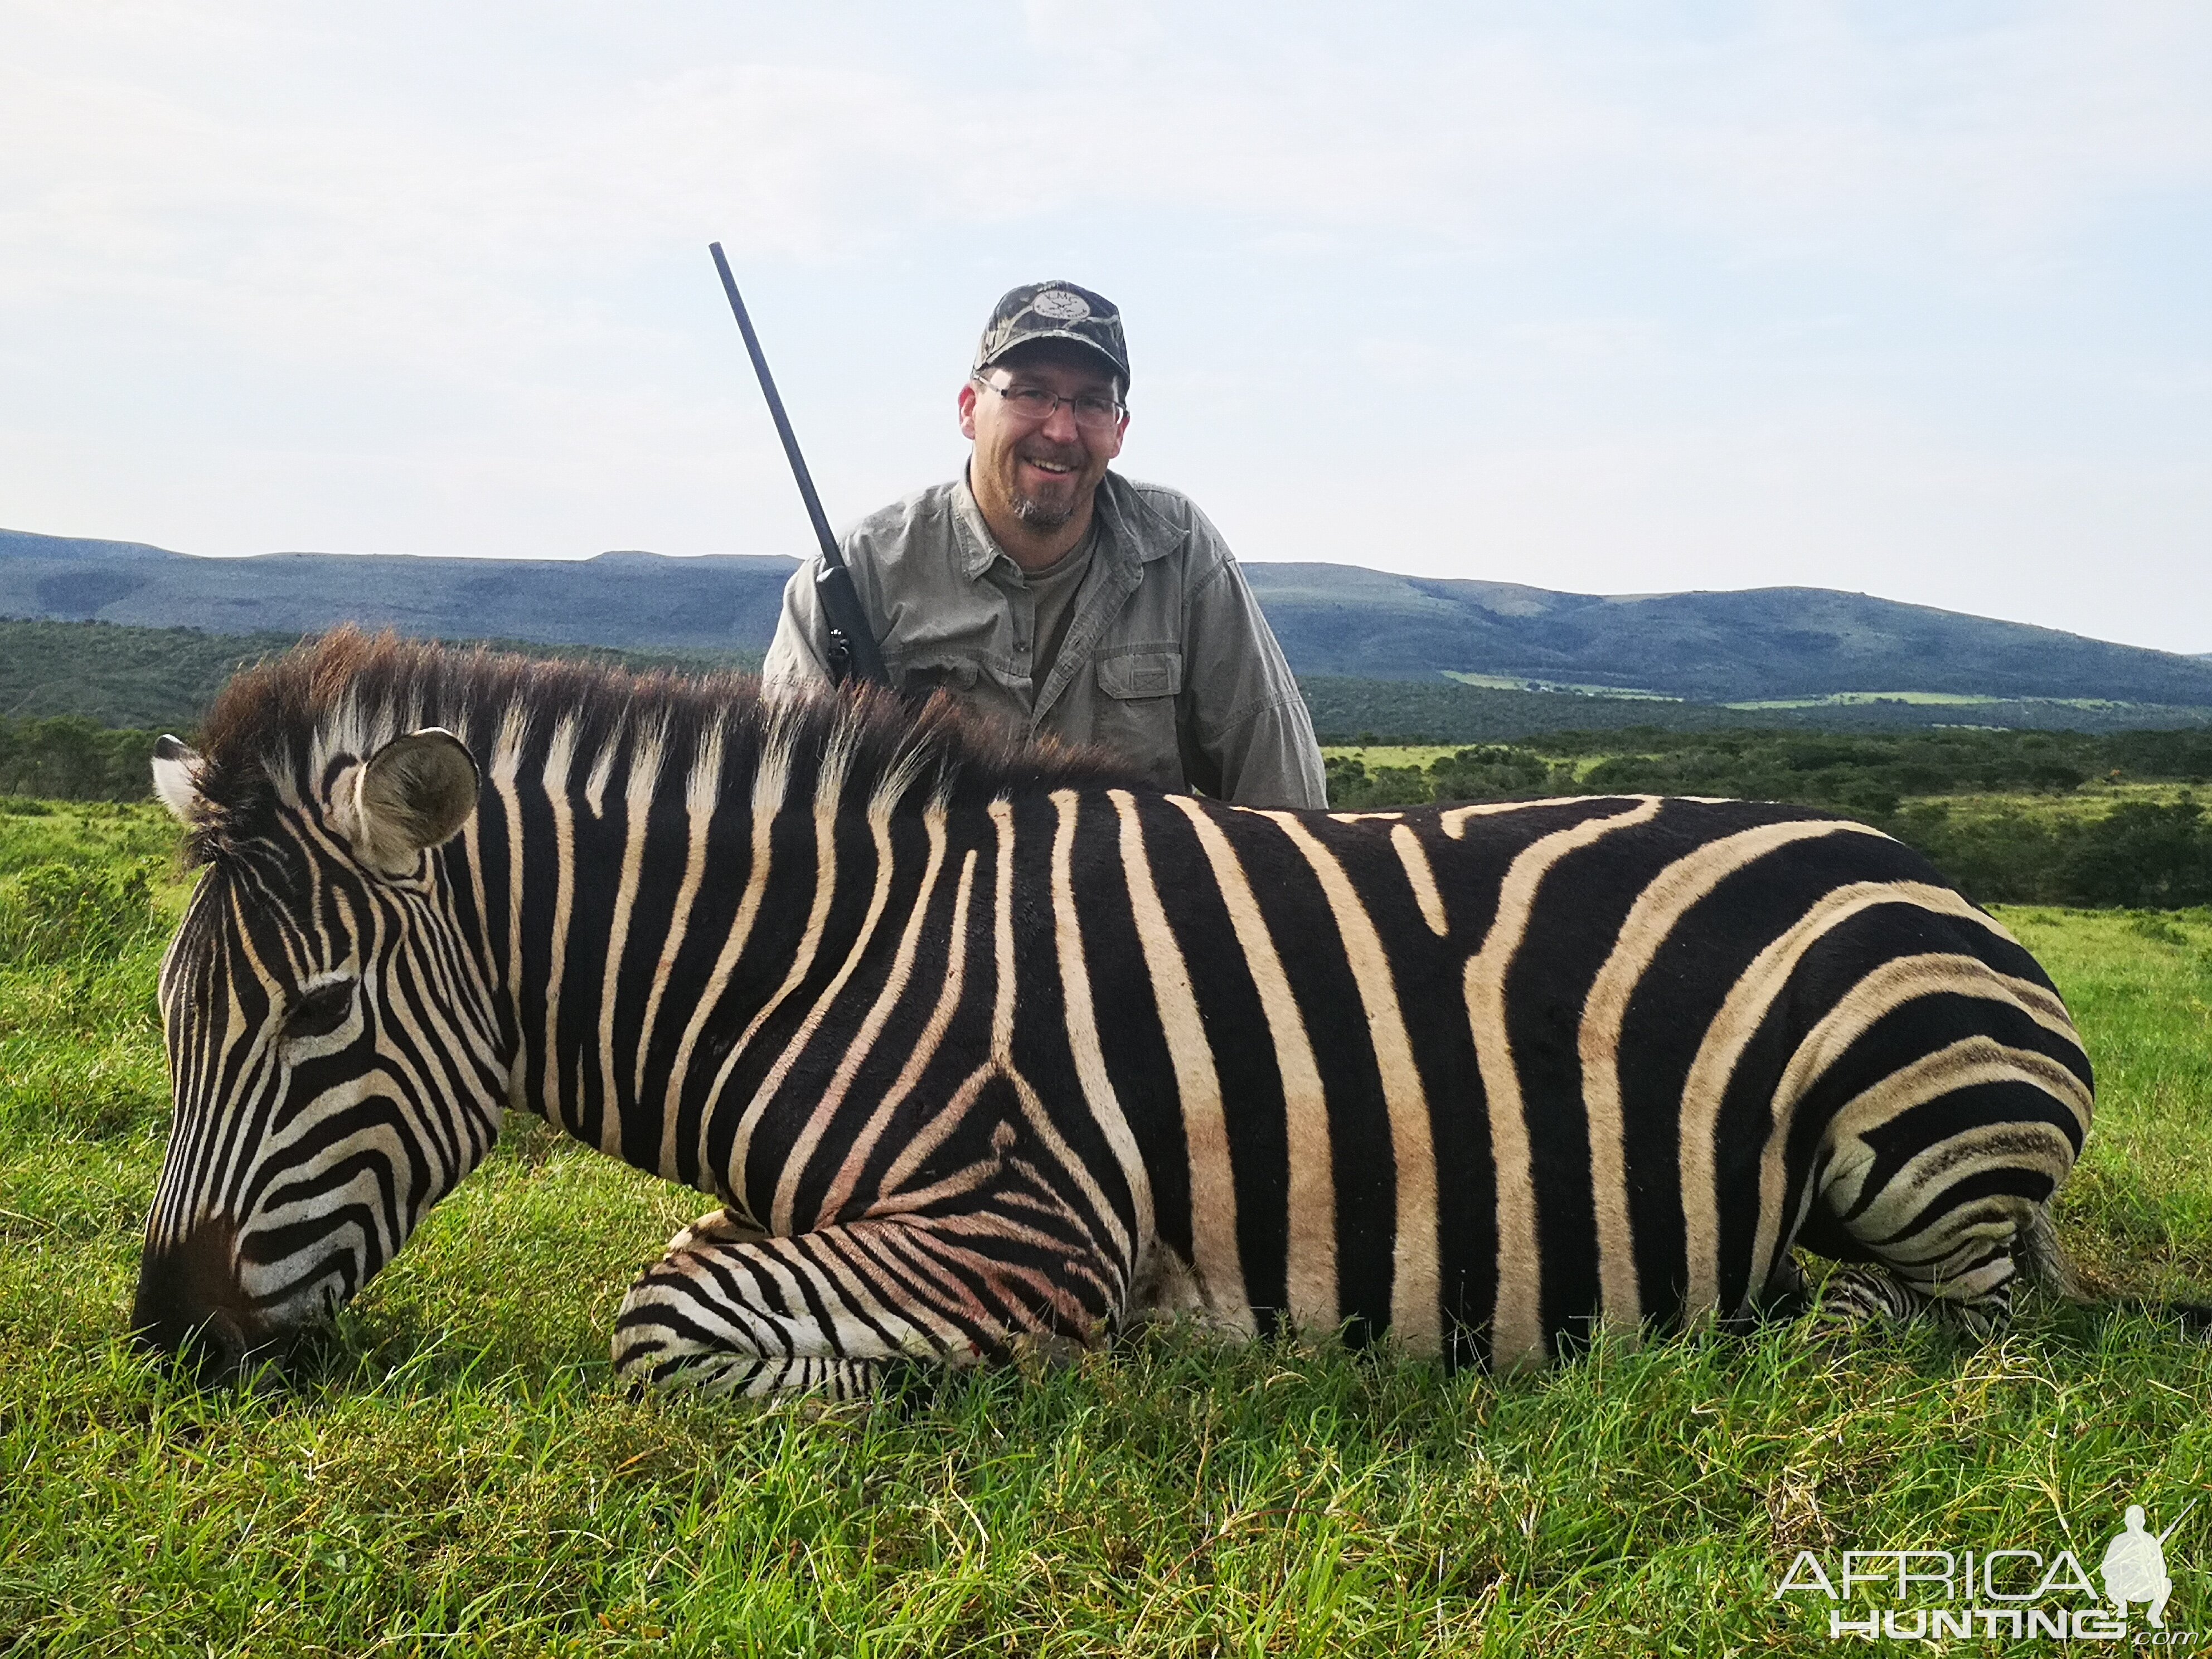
xmin=1586 ymin=820 xmax=1890 ymax=1334
xmin=1163 ymin=793 xmax=1335 ymax=1328
xmin=133 ymin=635 xmax=2101 ymax=1391
xmin=1467 ymin=796 xmax=1662 ymax=1369
xmin=1261 ymin=806 xmax=1438 ymax=1355
xmin=1116 ymin=787 xmax=1244 ymax=1328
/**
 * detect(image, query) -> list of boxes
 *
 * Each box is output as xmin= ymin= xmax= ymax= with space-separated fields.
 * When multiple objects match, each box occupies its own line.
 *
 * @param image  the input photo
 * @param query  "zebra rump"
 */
xmin=134 ymin=630 xmax=2107 ymax=1394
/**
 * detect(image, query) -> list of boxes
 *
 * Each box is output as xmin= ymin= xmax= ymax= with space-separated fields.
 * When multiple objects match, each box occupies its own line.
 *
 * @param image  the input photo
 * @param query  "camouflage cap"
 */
xmin=973 ymin=280 xmax=1129 ymax=386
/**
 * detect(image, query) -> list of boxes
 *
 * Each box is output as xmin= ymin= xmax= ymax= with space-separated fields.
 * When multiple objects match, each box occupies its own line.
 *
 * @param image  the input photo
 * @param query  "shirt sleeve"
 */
xmin=1179 ymin=522 xmax=1329 ymax=811
xmin=760 ymin=556 xmax=837 ymax=698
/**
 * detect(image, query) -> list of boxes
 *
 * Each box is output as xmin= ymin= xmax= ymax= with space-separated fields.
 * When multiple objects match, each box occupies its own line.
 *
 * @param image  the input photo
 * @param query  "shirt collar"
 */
xmin=952 ymin=467 xmax=1177 ymax=581
xmin=1092 ymin=471 xmax=1185 ymax=565
xmin=949 ymin=469 xmax=1006 ymax=580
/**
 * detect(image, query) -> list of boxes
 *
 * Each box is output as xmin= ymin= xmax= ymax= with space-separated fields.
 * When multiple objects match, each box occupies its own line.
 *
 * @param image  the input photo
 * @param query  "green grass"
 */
xmin=2 ymin=812 xmax=2209 ymax=1654
xmin=1724 ymin=691 xmax=2019 ymax=710
xmin=0 ymin=797 xmax=182 ymax=876
xmin=1322 ymin=746 xmax=1476 ymax=774
xmin=1922 ymin=783 xmax=2203 ymax=824
xmin=1439 ymin=672 xmax=1683 ymax=702
xmin=1725 ymin=692 xmax=2142 ymax=711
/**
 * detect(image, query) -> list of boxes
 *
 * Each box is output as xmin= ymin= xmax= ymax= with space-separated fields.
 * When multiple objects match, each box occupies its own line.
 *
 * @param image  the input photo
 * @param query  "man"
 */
xmin=761 ymin=280 xmax=1326 ymax=809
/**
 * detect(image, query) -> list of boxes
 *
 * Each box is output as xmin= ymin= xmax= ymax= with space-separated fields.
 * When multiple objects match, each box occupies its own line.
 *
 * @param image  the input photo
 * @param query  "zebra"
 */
xmin=134 ymin=629 xmax=2114 ymax=1396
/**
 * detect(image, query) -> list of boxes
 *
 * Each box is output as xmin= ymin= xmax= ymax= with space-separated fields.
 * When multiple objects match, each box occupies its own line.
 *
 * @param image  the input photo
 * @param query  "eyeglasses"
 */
xmin=974 ymin=377 xmax=1126 ymax=431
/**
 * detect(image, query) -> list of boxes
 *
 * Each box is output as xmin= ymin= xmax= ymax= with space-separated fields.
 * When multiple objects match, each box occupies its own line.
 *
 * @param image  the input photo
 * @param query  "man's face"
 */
xmin=958 ymin=343 xmax=1127 ymax=535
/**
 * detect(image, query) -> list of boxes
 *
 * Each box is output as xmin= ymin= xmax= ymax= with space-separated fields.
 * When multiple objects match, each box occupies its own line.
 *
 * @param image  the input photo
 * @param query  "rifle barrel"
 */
xmin=709 ymin=244 xmax=843 ymax=567
xmin=708 ymin=242 xmax=886 ymax=686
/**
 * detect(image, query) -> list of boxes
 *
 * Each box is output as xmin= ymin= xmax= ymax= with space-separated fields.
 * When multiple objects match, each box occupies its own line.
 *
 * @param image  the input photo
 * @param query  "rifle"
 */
xmin=709 ymin=242 xmax=889 ymax=688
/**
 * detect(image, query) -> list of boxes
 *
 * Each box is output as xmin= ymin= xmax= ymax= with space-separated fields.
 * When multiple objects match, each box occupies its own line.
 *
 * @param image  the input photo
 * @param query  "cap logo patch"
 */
xmin=1031 ymin=288 xmax=1091 ymax=322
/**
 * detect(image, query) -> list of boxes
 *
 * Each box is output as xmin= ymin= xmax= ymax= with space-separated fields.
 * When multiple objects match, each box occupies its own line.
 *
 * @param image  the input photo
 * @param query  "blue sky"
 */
xmin=4 ymin=2 xmax=2209 ymax=651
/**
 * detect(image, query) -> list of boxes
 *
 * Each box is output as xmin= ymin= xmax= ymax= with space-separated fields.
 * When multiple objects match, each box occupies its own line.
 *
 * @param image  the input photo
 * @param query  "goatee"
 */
xmin=1009 ymin=491 xmax=1076 ymax=531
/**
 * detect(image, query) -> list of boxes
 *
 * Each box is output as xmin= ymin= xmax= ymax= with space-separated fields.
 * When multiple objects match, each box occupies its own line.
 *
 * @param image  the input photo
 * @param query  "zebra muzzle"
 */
xmin=132 ymin=1219 xmax=269 ymax=1385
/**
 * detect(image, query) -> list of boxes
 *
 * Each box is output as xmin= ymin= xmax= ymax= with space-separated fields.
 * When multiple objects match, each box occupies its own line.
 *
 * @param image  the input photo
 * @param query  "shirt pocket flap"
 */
xmin=1097 ymin=651 xmax=1183 ymax=700
xmin=897 ymin=654 xmax=981 ymax=692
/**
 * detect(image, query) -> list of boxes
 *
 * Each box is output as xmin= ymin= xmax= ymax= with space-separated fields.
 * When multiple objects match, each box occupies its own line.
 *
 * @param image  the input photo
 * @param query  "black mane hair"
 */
xmin=183 ymin=628 xmax=1143 ymax=862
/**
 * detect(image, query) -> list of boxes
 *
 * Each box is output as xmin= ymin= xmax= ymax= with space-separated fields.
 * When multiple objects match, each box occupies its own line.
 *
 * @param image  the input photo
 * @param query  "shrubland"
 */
xmin=1326 ymin=729 xmax=2212 ymax=908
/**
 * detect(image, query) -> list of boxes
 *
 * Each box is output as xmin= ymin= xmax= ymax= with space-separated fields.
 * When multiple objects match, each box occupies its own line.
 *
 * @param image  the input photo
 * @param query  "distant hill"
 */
xmin=12 ymin=618 xmax=2207 ymax=743
xmin=0 ymin=619 xmax=759 ymax=731
xmin=1 ymin=530 xmax=790 ymax=654
xmin=1238 ymin=565 xmax=2212 ymax=704
xmin=7 ymin=525 xmax=2210 ymax=710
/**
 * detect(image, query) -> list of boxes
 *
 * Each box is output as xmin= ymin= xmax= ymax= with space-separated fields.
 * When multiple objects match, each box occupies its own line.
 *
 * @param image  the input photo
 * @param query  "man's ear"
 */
xmin=151 ymin=735 xmax=205 ymax=823
xmin=337 ymin=729 xmax=480 ymax=875
xmin=958 ymin=380 xmax=981 ymax=440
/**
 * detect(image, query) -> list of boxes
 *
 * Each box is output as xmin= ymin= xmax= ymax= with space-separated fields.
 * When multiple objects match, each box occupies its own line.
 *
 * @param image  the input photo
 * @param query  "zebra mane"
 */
xmin=182 ymin=627 xmax=1138 ymax=861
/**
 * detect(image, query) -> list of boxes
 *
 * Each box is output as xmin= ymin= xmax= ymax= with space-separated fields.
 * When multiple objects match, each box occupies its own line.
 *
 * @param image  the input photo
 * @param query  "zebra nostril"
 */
xmin=141 ymin=1308 xmax=251 ymax=1383
xmin=132 ymin=1220 xmax=259 ymax=1382
xmin=190 ymin=1309 xmax=249 ymax=1382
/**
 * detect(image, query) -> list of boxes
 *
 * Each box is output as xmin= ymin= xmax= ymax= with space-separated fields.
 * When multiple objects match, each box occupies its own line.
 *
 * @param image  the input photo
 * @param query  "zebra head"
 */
xmin=134 ymin=726 xmax=506 ymax=1381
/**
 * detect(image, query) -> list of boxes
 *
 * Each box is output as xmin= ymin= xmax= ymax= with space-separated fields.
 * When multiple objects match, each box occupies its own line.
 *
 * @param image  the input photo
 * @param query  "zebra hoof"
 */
xmin=663 ymin=1206 xmax=766 ymax=1256
xmin=1803 ymin=1264 xmax=1920 ymax=1350
xmin=1745 ymin=1253 xmax=1813 ymax=1326
xmin=2168 ymin=1301 xmax=2212 ymax=1334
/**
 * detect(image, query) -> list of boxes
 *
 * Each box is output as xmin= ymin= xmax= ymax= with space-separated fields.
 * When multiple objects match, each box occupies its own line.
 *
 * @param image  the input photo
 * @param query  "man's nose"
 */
xmin=1039 ymin=400 xmax=1083 ymax=443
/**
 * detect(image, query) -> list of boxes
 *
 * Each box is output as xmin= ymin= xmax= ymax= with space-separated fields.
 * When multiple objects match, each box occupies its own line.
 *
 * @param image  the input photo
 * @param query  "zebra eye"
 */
xmin=284 ymin=981 xmax=355 ymax=1041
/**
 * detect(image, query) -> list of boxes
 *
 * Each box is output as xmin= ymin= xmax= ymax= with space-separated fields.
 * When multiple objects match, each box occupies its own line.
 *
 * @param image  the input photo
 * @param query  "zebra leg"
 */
xmin=611 ymin=1214 xmax=1115 ymax=1400
xmin=662 ymin=1205 xmax=767 ymax=1256
xmin=1806 ymin=1083 xmax=2067 ymax=1349
xmin=1807 ymin=1263 xmax=1920 ymax=1344
xmin=1807 ymin=1260 xmax=2018 ymax=1346
xmin=1744 ymin=1251 xmax=1812 ymax=1324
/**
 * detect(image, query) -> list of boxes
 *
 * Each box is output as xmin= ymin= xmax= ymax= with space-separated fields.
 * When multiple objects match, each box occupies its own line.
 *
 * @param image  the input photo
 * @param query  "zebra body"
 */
xmin=136 ymin=634 xmax=2092 ymax=1393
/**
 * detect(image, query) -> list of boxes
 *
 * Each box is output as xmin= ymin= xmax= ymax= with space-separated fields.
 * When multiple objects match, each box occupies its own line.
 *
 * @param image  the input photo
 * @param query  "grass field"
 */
xmin=2 ymin=803 xmax=2208 ymax=1656
xmin=1323 ymin=745 xmax=1476 ymax=773
xmin=1437 ymin=673 xmax=1683 ymax=703
xmin=1724 ymin=693 xmax=2139 ymax=712
xmin=1320 ymin=749 xmax=2209 ymax=811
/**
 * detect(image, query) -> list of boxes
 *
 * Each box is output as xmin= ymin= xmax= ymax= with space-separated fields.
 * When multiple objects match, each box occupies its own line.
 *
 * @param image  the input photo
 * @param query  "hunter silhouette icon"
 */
xmin=2101 ymin=1502 xmax=2191 ymax=1628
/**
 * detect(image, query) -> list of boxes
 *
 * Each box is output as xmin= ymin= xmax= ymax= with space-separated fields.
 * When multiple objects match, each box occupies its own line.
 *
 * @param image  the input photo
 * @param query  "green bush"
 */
xmin=1320 ymin=744 xmax=2212 ymax=910
xmin=2065 ymin=798 xmax=2212 ymax=908
xmin=1322 ymin=755 xmax=1435 ymax=811
xmin=1885 ymin=803 xmax=2076 ymax=905
xmin=0 ymin=715 xmax=161 ymax=803
xmin=1428 ymin=744 xmax=1560 ymax=803
xmin=1886 ymin=797 xmax=2212 ymax=908
xmin=0 ymin=860 xmax=166 ymax=968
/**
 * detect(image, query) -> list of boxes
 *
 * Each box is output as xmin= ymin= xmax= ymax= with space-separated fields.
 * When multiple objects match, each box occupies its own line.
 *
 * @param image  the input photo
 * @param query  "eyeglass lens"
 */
xmin=995 ymin=384 xmax=1122 ymax=428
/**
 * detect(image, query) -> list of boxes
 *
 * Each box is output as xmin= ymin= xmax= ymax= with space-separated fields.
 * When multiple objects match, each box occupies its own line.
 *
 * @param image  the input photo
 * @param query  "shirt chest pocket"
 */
xmin=1090 ymin=649 xmax=1185 ymax=780
xmin=1096 ymin=650 xmax=1183 ymax=701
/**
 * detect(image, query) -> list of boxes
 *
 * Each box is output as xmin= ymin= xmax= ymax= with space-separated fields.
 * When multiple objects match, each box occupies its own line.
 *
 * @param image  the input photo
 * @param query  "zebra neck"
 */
xmin=465 ymin=746 xmax=925 ymax=1187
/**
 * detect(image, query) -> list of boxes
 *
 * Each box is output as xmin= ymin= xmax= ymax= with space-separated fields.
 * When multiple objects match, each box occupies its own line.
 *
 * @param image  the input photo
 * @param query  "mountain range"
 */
xmin=7 ymin=526 xmax=2208 ymax=710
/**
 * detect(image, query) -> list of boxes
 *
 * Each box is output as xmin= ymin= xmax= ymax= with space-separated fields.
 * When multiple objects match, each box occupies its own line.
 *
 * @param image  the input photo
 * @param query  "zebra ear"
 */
xmin=343 ymin=729 xmax=481 ymax=874
xmin=151 ymin=735 xmax=205 ymax=823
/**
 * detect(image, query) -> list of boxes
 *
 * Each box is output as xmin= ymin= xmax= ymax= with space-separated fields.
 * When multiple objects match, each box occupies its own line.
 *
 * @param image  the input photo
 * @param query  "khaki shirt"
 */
xmin=761 ymin=470 xmax=1327 ymax=809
